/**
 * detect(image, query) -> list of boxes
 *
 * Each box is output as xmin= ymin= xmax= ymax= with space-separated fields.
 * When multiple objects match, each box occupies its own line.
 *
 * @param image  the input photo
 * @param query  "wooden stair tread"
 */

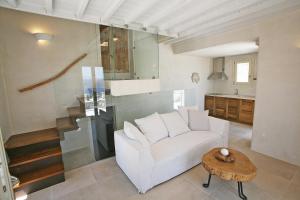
xmin=9 ymin=147 xmax=62 ymax=168
xmin=15 ymin=163 xmax=64 ymax=189
xmin=5 ymin=128 xmax=59 ymax=150
xmin=56 ymin=117 xmax=78 ymax=132
xmin=67 ymin=106 xmax=85 ymax=118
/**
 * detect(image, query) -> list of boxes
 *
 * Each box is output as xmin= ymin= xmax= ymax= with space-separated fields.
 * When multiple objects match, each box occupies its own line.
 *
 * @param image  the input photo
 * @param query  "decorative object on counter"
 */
xmin=191 ymin=72 xmax=200 ymax=83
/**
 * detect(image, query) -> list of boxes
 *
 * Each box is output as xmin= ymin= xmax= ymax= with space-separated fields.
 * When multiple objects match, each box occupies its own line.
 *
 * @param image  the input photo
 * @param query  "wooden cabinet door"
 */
xmin=214 ymin=97 xmax=226 ymax=118
xmin=239 ymin=100 xmax=255 ymax=124
xmin=205 ymin=96 xmax=214 ymax=115
xmin=227 ymin=98 xmax=239 ymax=121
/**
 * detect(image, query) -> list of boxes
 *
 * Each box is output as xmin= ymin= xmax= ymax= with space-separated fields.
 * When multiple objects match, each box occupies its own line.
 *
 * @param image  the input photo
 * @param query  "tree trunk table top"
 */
xmin=202 ymin=148 xmax=257 ymax=182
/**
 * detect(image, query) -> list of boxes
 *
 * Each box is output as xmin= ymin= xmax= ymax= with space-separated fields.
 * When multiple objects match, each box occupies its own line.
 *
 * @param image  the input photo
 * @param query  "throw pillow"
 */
xmin=124 ymin=121 xmax=150 ymax=147
xmin=160 ymin=112 xmax=190 ymax=137
xmin=188 ymin=110 xmax=209 ymax=131
xmin=177 ymin=106 xmax=199 ymax=124
xmin=135 ymin=112 xmax=168 ymax=144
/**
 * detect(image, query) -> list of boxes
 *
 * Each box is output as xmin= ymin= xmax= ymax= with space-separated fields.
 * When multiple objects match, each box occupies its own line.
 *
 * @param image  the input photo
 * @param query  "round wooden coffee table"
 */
xmin=201 ymin=148 xmax=256 ymax=200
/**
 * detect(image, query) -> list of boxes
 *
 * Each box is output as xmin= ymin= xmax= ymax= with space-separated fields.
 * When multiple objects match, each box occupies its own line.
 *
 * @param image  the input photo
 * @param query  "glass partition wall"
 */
xmin=52 ymin=25 xmax=161 ymax=171
xmin=100 ymin=25 xmax=159 ymax=80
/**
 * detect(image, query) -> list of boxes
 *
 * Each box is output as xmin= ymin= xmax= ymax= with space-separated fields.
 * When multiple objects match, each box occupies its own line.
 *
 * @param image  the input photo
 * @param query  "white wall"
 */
xmin=172 ymin=9 xmax=300 ymax=166
xmin=159 ymin=44 xmax=211 ymax=110
xmin=213 ymin=53 xmax=257 ymax=96
xmin=0 ymin=8 xmax=99 ymax=135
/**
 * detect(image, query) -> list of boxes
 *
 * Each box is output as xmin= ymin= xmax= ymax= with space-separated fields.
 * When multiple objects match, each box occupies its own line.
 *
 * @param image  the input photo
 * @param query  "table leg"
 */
xmin=238 ymin=182 xmax=247 ymax=200
xmin=202 ymin=174 xmax=212 ymax=188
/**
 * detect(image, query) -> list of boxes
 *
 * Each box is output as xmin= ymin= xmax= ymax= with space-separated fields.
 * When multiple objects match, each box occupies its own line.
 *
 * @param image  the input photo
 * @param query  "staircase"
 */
xmin=4 ymin=98 xmax=86 ymax=194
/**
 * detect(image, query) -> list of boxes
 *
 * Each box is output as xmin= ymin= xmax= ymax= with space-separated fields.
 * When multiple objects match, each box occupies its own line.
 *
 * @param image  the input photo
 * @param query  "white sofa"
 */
xmin=114 ymin=114 xmax=229 ymax=193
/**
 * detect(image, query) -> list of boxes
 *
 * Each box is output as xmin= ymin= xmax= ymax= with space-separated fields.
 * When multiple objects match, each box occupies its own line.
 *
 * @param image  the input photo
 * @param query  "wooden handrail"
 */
xmin=19 ymin=53 xmax=88 ymax=92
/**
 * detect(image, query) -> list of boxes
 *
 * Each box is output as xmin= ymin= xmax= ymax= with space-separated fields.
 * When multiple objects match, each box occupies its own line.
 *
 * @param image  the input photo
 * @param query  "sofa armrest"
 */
xmin=114 ymin=130 xmax=154 ymax=193
xmin=208 ymin=117 xmax=229 ymax=147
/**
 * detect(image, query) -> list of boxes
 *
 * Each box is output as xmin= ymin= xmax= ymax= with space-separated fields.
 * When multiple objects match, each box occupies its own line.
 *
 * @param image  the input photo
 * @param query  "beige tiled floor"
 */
xmin=28 ymin=122 xmax=300 ymax=200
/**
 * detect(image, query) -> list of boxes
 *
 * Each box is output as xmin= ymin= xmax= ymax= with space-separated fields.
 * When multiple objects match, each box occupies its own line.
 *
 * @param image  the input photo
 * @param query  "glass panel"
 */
xmin=101 ymin=25 xmax=159 ymax=80
xmin=94 ymin=67 xmax=106 ymax=112
xmin=110 ymin=89 xmax=197 ymax=130
xmin=173 ymin=90 xmax=185 ymax=109
xmin=82 ymin=66 xmax=95 ymax=117
xmin=236 ymin=62 xmax=250 ymax=82
xmin=133 ymin=32 xmax=159 ymax=79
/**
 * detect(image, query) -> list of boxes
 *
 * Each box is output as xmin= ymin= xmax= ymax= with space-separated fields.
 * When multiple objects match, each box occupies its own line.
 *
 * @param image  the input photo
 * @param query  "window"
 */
xmin=235 ymin=62 xmax=250 ymax=83
xmin=173 ymin=90 xmax=184 ymax=109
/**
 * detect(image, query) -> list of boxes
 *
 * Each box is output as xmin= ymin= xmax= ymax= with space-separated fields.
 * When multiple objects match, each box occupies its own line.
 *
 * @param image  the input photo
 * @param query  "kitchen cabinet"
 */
xmin=226 ymin=98 xmax=239 ymax=121
xmin=205 ymin=95 xmax=255 ymax=124
xmin=239 ymin=99 xmax=255 ymax=124
xmin=204 ymin=96 xmax=214 ymax=115
xmin=214 ymin=97 xmax=226 ymax=118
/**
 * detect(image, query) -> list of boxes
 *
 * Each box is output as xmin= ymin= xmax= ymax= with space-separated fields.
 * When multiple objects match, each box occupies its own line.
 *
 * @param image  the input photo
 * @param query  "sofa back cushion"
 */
xmin=188 ymin=110 xmax=209 ymax=131
xmin=124 ymin=121 xmax=150 ymax=147
xmin=160 ymin=112 xmax=190 ymax=137
xmin=135 ymin=113 xmax=168 ymax=144
xmin=177 ymin=106 xmax=199 ymax=124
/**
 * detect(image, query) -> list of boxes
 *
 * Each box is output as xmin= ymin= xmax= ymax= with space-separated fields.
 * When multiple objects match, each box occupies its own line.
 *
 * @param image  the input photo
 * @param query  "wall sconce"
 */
xmin=33 ymin=33 xmax=53 ymax=44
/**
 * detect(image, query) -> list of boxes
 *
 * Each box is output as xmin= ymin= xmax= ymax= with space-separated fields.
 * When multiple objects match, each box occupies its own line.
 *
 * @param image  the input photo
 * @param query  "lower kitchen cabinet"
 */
xmin=239 ymin=99 xmax=255 ymax=124
xmin=227 ymin=98 xmax=239 ymax=121
xmin=204 ymin=96 xmax=214 ymax=115
xmin=214 ymin=97 xmax=226 ymax=118
xmin=205 ymin=95 xmax=255 ymax=124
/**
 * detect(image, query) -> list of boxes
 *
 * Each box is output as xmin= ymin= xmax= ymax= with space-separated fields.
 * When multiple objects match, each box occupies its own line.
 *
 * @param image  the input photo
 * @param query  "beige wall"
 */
xmin=0 ymin=8 xmax=211 ymax=137
xmin=0 ymin=8 xmax=99 ymax=135
xmin=0 ymin=43 xmax=11 ymax=141
xmin=172 ymin=9 xmax=300 ymax=166
xmin=212 ymin=53 xmax=258 ymax=96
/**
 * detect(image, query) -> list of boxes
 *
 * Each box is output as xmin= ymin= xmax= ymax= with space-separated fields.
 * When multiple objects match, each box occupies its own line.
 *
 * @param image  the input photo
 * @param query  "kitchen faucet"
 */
xmin=234 ymin=88 xmax=239 ymax=95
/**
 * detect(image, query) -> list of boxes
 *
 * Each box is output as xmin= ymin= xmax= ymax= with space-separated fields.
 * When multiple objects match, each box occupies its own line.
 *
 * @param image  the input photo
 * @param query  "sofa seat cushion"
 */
xmin=150 ymin=131 xmax=222 ymax=185
xmin=151 ymin=131 xmax=221 ymax=162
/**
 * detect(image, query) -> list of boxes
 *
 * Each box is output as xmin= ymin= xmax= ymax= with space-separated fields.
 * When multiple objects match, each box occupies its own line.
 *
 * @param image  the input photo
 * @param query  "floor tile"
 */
xmin=27 ymin=122 xmax=300 ymax=200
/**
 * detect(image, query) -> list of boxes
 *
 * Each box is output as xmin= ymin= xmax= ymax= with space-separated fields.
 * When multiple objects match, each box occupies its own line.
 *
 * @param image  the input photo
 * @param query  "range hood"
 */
xmin=207 ymin=57 xmax=228 ymax=80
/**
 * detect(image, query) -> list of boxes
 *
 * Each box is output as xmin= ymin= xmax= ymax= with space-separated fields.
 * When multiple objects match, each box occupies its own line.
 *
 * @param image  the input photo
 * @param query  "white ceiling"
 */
xmin=0 ymin=0 xmax=300 ymax=43
xmin=183 ymin=41 xmax=259 ymax=57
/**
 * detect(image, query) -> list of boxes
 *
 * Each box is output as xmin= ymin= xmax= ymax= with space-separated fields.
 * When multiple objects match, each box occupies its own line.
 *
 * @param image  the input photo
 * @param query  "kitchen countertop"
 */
xmin=206 ymin=93 xmax=255 ymax=100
